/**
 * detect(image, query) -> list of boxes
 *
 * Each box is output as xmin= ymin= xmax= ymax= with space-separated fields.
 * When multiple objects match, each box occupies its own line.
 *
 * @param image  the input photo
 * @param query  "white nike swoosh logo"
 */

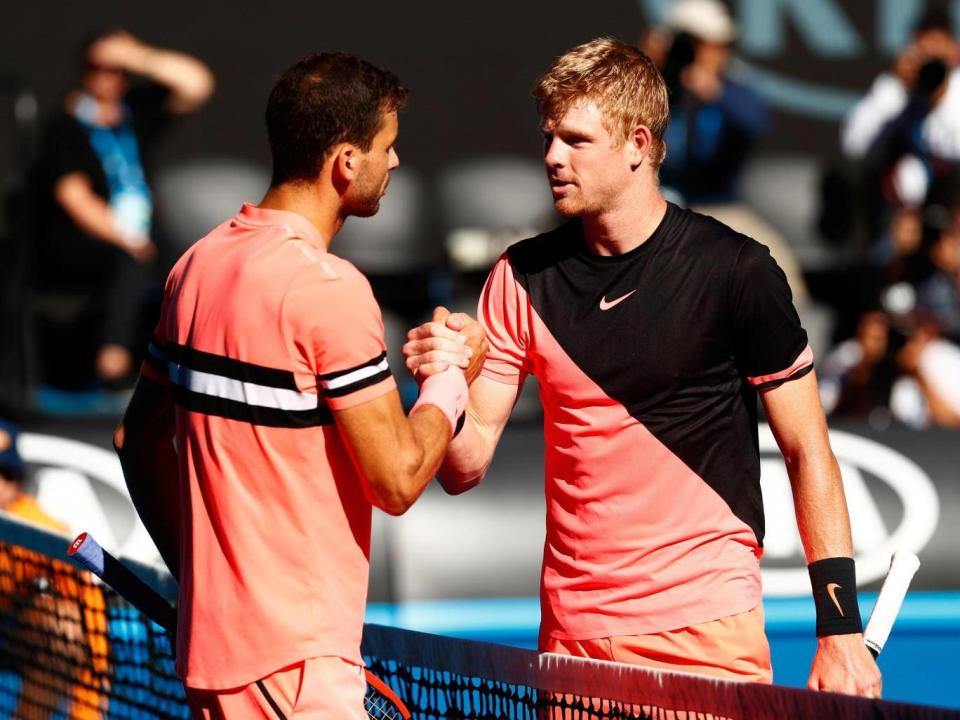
xmin=599 ymin=290 xmax=637 ymax=311
xmin=826 ymin=582 xmax=845 ymax=616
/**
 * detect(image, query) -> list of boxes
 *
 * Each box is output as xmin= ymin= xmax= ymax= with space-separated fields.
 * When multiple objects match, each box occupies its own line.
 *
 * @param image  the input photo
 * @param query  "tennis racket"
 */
xmin=67 ymin=532 xmax=411 ymax=720
xmin=863 ymin=550 xmax=921 ymax=658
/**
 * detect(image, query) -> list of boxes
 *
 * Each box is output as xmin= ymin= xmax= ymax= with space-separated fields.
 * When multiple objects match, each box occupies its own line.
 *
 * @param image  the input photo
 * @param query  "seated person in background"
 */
xmin=821 ymin=309 xmax=960 ymax=429
xmin=893 ymin=313 xmax=960 ymax=428
xmin=911 ymin=205 xmax=960 ymax=340
xmin=0 ymin=418 xmax=107 ymax=720
xmin=644 ymin=0 xmax=808 ymax=305
xmin=819 ymin=311 xmax=898 ymax=425
xmin=0 ymin=419 xmax=65 ymax=530
xmin=34 ymin=30 xmax=213 ymax=386
xmin=870 ymin=206 xmax=923 ymax=282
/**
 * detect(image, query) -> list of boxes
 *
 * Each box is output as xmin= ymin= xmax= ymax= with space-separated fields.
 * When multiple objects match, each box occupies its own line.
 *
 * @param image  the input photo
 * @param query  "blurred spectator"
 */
xmin=842 ymin=7 xmax=960 ymax=241
xmin=0 ymin=419 xmax=109 ymax=718
xmin=0 ymin=418 xmax=64 ymax=530
xmin=911 ymin=203 xmax=960 ymax=339
xmin=656 ymin=0 xmax=766 ymax=204
xmin=644 ymin=0 xmax=808 ymax=304
xmin=892 ymin=314 xmax=960 ymax=428
xmin=843 ymin=7 xmax=960 ymax=165
xmin=33 ymin=30 xmax=213 ymax=387
xmin=870 ymin=206 xmax=923 ymax=282
xmin=819 ymin=311 xmax=897 ymax=425
xmin=821 ymin=308 xmax=960 ymax=429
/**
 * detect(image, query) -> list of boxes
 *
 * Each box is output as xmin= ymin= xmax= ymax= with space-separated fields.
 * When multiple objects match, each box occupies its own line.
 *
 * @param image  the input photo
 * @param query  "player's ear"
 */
xmin=333 ymin=144 xmax=359 ymax=183
xmin=627 ymin=124 xmax=653 ymax=171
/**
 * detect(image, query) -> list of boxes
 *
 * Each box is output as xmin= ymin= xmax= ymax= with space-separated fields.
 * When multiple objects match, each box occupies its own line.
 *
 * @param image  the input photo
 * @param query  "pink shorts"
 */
xmin=185 ymin=656 xmax=367 ymax=720
xmin=543 ymin=604 xmax=773 ymax=684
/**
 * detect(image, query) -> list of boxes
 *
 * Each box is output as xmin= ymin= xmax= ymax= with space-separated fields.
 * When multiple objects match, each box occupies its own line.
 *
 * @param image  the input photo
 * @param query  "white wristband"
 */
xmin=411 ymin=366 xmax=468 ymax=438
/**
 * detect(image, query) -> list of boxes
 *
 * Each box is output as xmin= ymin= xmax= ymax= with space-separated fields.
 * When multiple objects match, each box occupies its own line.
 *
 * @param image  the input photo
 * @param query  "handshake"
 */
xmin=403 ymin=307 xmax=489 ymax=386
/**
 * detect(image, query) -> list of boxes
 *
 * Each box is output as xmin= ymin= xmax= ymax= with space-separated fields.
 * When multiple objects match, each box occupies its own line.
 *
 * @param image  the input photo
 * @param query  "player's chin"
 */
xmin=553 ymin=197 xmax=582 ymax=217
xmin=350 ymin=198 xmax=382 ymax=218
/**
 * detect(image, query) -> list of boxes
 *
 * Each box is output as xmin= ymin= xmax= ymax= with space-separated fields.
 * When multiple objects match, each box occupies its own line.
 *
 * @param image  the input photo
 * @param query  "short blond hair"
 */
xmin=534 ymin=37 xmax=669 ymax=167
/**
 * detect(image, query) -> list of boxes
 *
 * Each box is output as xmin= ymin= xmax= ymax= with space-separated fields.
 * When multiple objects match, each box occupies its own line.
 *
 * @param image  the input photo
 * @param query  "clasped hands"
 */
xmin=403 ymin=307 xmax=488 ymax=385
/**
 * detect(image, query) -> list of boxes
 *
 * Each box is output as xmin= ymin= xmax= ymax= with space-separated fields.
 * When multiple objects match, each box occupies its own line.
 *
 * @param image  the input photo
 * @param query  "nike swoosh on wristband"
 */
xmin=599 ymin=290 xmax=637 ymax=310
xmin=826 ymin=582 xmax=845 ymax=616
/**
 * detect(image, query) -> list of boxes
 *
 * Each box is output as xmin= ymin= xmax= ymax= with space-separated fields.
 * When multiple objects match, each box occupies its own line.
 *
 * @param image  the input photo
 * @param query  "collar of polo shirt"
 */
xmin=236 ymin=203 xmax=328 ymax=248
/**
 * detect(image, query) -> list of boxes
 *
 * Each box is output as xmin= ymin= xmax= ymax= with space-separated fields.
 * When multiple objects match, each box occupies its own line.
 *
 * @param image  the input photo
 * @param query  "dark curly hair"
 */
xmin=266 ymin=52 xmax=408 ymax=186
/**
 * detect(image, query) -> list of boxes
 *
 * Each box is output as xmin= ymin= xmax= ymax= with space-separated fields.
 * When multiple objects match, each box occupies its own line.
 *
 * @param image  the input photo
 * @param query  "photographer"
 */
xmin=843 ymin=8 xmax=960 ymax=165
xmin=645 ymin=0 xmax=809 ymax=304
xmin=654 ymin=0 xmax=767 ymax=206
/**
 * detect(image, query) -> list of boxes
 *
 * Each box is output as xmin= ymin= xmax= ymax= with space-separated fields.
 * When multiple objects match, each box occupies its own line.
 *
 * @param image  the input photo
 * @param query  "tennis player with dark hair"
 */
xmin=405 ymin=38 xmax=881 ymax=697
xmin=114 ymin=52 xmax=476 ymax=719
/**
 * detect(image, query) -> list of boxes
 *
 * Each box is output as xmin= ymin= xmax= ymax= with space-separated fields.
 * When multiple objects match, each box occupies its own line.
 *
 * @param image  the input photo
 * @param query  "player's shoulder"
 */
xmin=167 ymin=216 xmax=233 ymax=277
xmin=504 ymin=220 xmax=580 ymax=276
xmin=288 ymin=250 xmax=375 ymax=298
xmin=676 ymin=204 xmax=765 ymax=263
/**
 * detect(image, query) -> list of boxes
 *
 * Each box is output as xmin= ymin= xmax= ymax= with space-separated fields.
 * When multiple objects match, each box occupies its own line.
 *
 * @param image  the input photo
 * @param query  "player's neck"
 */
xmin=581 ymin=181 xmax=667 ymax=257
xmin=258 ymin=182 xmax=342 ymax=247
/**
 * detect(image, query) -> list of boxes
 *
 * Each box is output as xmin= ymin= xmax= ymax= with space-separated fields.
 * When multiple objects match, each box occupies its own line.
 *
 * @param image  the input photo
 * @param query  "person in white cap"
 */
xmin=643 ymin=0 xmax=810 ymax=305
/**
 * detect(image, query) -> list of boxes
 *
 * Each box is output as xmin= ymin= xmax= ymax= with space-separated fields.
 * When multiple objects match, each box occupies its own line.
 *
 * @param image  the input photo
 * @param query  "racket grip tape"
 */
xmin=68 ymin=532 xmax=178 ymax=634
xmin=863 ymin=551 xmax=921 ymax=658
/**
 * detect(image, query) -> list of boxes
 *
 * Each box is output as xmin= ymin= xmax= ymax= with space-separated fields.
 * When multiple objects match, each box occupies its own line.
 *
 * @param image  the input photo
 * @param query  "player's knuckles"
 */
xmin=408 ymin=323 xmax=437 ymax=340
xmin=426 ymin=322 xmax=460 ymax=340
xmin=445 ymin=313 xmax=468 ymax=331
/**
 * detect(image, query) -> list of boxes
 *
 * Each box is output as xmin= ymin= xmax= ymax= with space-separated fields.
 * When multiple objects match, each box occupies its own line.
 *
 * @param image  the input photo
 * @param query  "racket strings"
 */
xmin=364 ymin=686 xmax=404 ymax=719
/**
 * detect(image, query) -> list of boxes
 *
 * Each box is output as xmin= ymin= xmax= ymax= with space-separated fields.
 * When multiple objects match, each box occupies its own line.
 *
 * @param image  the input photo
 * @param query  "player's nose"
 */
xmin=543 ymin=138 xmax=565 ymax=169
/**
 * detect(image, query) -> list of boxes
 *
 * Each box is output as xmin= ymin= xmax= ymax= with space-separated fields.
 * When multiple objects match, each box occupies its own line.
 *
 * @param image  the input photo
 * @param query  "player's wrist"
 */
xmin=808 ymin=557 xmax=863 ymax=637
xmin=412 ymin=366 xmax=468 ymax=439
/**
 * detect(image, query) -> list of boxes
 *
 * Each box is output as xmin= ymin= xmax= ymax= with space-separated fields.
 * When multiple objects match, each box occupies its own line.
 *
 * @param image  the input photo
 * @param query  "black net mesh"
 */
xmin=2 ymin=516 xmax=959 ymax=720
xmin=0 ymin=519 xmax=186 ymax=719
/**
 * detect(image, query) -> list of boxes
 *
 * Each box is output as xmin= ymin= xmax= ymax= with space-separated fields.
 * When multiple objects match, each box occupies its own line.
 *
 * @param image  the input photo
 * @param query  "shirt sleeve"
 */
xmin=283 ymin=263 xmax=395 ymax=411
xmin=478 ymin=254 xmax=531 ymax=385
xmin=731 ymin=239 xmax=813 ymax=390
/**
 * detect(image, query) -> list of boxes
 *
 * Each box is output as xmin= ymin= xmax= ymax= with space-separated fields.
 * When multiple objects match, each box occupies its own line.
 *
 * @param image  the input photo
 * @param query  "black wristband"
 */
xmin=808 ymin=557 xmax=863 ymax=637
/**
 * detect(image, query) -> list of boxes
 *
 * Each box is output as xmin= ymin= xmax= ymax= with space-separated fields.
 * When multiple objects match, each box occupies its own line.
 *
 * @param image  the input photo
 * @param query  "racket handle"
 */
xmin=863 ymin=551 xmax=920 ymax=658
xmin=68 ymin=532 xmax=178 ymax=633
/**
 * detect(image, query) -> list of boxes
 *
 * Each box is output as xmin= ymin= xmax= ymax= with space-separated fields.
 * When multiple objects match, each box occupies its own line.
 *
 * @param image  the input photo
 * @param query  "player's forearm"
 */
xmin=114 ymin=424 xmax=181 ymax=580
xmin=113 ymin=380 xmax=181 ymax=579
xmin=786 ymin=446 xmax=854 ymax=563
xmin=437 ymin=409 xmax=494 ymax=494
xmin=354 ymin=408 xmax=450 ymax=516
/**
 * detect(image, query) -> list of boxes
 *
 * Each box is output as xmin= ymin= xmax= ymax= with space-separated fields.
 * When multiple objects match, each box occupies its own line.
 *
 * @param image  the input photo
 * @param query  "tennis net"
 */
xmin=1 ymin=514 xmax=958 ymax=720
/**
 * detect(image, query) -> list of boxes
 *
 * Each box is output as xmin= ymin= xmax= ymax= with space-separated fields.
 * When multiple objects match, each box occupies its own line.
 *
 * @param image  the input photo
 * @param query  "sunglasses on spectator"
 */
xmin=84 ymin=61 xmax=125 ymax=74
